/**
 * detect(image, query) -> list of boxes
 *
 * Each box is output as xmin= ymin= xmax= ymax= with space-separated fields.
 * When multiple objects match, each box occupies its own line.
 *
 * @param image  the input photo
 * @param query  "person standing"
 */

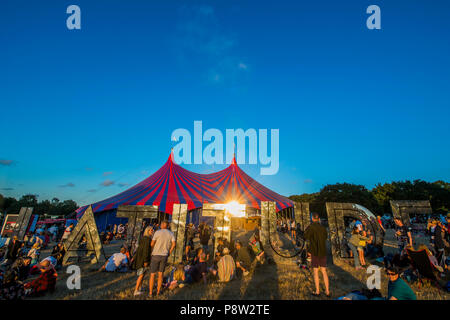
xmin=394 ymin=218 xmax=413 ymax=253
xmin=185 ymin=223 xmax=196 ymax=260
xmin=4 ymin=236 xmax=22 ymax=264
xmin=376 ymin=215 xmax=386 ymax=236
xmin=149 ymin=220 xmax=175 ymax=297
xmin=432 ymin=219 xmax=446 ymax=268
xmin=303 ymin=212 xmax=330 ymax=297
xmin=61 ymin=223 xmax=74 ymax=243
xmin=132 ymin=226 xmax=153 ymax=296
xmin=199 ymin=223 xmax=211 ymax=253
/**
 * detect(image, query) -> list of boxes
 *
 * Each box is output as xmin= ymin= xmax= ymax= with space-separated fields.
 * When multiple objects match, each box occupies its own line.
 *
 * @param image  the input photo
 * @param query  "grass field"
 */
xmin=33 ymin=229 xmax=449 ymax=300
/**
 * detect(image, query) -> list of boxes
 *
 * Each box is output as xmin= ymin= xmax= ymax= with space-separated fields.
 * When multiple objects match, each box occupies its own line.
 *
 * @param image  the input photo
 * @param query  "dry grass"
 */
xmin=33 ymin=230 xmax=449 ymax=300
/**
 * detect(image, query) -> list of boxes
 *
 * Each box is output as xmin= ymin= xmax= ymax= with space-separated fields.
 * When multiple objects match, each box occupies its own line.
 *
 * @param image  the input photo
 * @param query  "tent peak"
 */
xmin=231 ymin=153 xmax=237 ymax=166
xmin=168 ymin=148 xmax=175 ymax=163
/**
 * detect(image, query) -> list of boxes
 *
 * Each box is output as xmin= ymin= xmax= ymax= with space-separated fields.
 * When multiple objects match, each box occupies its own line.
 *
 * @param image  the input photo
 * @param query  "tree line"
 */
xmin=289 ymin=180 xmax=450 ymax=216
xmin=0 ymin=194 xmax=78 ymax=217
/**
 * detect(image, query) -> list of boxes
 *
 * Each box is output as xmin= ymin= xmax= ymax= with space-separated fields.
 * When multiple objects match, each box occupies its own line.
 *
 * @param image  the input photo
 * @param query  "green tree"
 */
xmin=372 ymin=180 xmax=450 ymax=214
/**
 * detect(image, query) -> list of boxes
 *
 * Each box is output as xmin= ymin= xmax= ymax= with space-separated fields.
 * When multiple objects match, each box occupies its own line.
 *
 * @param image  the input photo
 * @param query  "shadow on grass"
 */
xmin=242 ymin=260 xmax=280 ymax=299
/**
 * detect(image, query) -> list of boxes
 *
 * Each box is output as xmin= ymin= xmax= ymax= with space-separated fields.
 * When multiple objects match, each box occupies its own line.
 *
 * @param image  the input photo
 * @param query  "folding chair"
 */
xmin=406 ymin=248 xmax=443 ymax=292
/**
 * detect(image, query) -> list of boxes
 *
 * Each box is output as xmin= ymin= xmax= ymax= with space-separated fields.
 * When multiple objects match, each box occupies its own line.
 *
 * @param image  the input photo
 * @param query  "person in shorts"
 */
xmin=149 ymin=220 xmax=175 ymax=296
xmin=304 ymin=212 xmax=330 ymax=297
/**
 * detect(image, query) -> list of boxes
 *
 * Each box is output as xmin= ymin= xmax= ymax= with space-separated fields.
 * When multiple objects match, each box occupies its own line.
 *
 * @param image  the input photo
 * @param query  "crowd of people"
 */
xmin=0 ymin=222 xmax=75 ymax=300
xmin=103 ymin=220 xmax=267 ymax=298
xmin=90 ymin=219 xmax=267 ymax=298
xmin=332 ymin=213 xmax=450 ymax=299
xmin=1 ymin=210 xmax=449 ymax=300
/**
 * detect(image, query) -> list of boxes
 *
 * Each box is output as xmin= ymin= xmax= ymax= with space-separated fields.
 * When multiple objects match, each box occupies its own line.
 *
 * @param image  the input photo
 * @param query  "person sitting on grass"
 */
xmin=99 ymin=247 xmax=129 ymax=272
xmin=193 ymin=247 xmax=209 ymax=265
xmin=386 ymin=265 xmax=417 ymax=300
xmin=27 ymin=243 xmax=40 ymax=266
xmin=214 ymin=237 xmax=230 ymax=264
xmin=105 ymin=232 xmax=114 ymax=244
xmin=234 ymin=240 xmax=253 ymax=277
xmin=51 ymin=242 xmax=66 ymax=268
xmin=0 ymin=257 xmax=32 ymax=300
xmin=24 ymin=257 xmax=58 ymax=298
xmin=188 ymin=252 xmax=208 ymax=285
xmin=210 ymin=247 xmax=236 ymax=283
xmin=117 ymin=224 xmax=125 ymax=240
xmin=249 ymin=234 xmax=265 ymax=265
xmin=166 ymin=263 xmax=187 ymax=290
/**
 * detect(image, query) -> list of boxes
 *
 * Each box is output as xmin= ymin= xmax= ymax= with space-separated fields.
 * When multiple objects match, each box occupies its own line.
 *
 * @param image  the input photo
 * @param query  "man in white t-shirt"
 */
xmin=149 ymin=220 xmax=175 ymax=296
xmin=100 ymin=247 xmax=129 ymax=272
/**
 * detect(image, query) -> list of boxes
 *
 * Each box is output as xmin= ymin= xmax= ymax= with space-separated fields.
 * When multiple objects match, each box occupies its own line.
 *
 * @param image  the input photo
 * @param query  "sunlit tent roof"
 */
xmin=76 ymin=152 xmax=293 ymax=219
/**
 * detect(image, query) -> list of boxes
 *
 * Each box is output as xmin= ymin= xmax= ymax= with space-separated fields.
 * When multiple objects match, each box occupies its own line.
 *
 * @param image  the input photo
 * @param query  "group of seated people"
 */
xmin=337 ymin=215 xmax=450 ymax=299
xmin=99 ymin=225 xmax=266 ymax=296
xmin=168 ymin=233 xmax=266 ymax=289
xmin=102 ymin=223 xmax=128 ymax=242
xmin=338 ymin=263 xmax=418 ymax=300
xmin=0 ymin=242 xmax=63 ymax=300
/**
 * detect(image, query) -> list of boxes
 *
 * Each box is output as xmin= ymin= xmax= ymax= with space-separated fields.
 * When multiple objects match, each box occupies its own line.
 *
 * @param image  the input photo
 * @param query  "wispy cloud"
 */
xmin=101 ymin=180 xmax=114 ymax=187
xmin=1 ymin=187 xmax=14 ymax=191
xmin=103 ymin=171 xmax=113 ymax=176
xmin=118 ymin=183 xmax=129 ymax=187
xmin=0 ymin=160 xmax=15 ymax=166
xmin=175 ymin=5 xmax=249 ymax=86
xmin=304 ymin=179 xmax=313 ymax=184
xmin=87 ymin=189 xmax=97 ymax=193
xmin=85 ymin=167 xmax=93 ymax=171
xmin=59 ymin=182 xmax=75 ymax=188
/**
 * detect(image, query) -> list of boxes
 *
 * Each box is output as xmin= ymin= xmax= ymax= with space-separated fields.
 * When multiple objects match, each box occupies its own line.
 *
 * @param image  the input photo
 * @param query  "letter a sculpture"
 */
xmin=62 ymin=206 xmax=106 ymax=266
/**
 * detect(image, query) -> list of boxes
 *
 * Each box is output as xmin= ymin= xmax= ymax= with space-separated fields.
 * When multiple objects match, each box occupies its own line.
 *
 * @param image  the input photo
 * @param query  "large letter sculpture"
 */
xmin=62 ymin=206 xmax=105 ymax=266
xmin=294 ymin=202 xmax=310 ymax=232
xmin=326 ymin=202 xmax=384 ymax=263
xmin=390 ymin=200 xmax=432 ymax=227
xmin=116 ymin=205 xmax=158 ymax=252
xmin=260 ymin=201 xmax=277 ymax=256
xmin=202 ymin=203 xmax=230 ymax=256
xmin=169 ymin=203 xmax=188 ymax=265
xmin=13 ymin=207 xmax=34 ymax=240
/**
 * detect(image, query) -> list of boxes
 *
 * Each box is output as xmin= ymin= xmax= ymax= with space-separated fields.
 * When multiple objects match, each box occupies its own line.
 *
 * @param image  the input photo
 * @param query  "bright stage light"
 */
xmin=225 ymin=201 xmax=246 ymax=218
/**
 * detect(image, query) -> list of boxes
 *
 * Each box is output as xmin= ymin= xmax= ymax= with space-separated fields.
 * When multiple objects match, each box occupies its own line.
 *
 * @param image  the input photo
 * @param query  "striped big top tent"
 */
xmin=76 ymin=152 xmax=293 ymax=219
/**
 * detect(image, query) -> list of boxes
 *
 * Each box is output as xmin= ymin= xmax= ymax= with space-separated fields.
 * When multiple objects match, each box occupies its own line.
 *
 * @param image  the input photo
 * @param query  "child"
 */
xmin=349 ymin=227 xmax=370 ymax=268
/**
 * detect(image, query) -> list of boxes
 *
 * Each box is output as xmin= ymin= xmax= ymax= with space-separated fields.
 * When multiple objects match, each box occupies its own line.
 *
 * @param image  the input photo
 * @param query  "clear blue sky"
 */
xmin=1 ymin=0 xmax=449 ymax=207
